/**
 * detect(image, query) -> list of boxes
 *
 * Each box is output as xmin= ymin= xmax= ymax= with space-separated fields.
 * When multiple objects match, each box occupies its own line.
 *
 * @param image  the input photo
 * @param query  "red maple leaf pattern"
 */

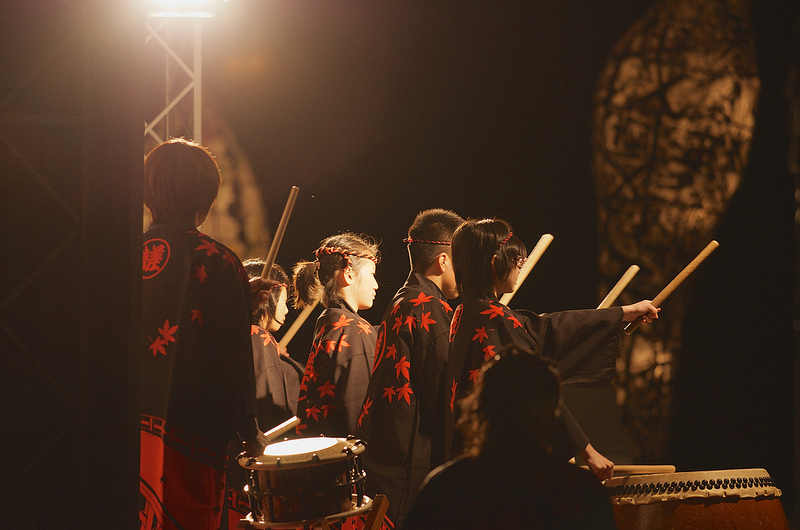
xmin=332 ymin=314 xmax=354 ymax=330
xmin=382 ymin=386 xmax=395 ymax=402
xmin=158 ymin=319 xmax=178 ymax=343
xmin=395 ymin=356 xmax=411 ymax=380
xmin=472 ymin=326 xmax=489 ymax=343
xmin=385 ymin=344 xmax=398 ymax=360
xmin=189 ymin=309 xmax=203 ymax=325
xmin=439 ymin=298 xmax=453 ymax=313
xmin=392 ymin=317 xmax=403 ymax=333
xmin=357 ymin=321 xmax=373 ymax=335
xmin=480 ymin=304 xmax=505 ymax=320
xmin=482 ymin=344 xmax=497 ymax=361
xmin=193 ymin=265 xmax=208 ymax=284
xmin=305 ymin=365 xmax=319 ymax=382
xmin=324 ymin=340 xmax=337 ymax=353
xmin=391 ymin=302 xmax=401 ymax=315
xmin=321 ymin=403 xmax=336 ymax=417
xmin=337 ymin=334 xmax=350 ymax=352
xmin=195 ymin=239 xmax=219 ymax=256
xmin=318 ymin=380 xmax=336 ymax=398
xmin=357 ymin=398 xmax=372 ymax=427
xmin=468 ymin=368 xmax=481 ymax=382
xmin=396 ymin=382 xmax=413 ymax=405
xmin=418 ymin=311 xmax=436 ymax=331
xmin=404 ymin=315 xmax=416 ymax=332
xmin=306 ymin=405 xmax=321 ymax=422
xmin=507 ymin=314 xmax=523 ymax=328
xmin=409 ymin=292 xmax=433 ymax=306
xmin=295 ymin=423 xmax=307 ymax=436
xmin=250 ymin=325 xmax=260 ymax=335
xmin=222 ymin=251 xmax=235 ymax=269
xmin=149 ymin=336 xmax=167 ymax=356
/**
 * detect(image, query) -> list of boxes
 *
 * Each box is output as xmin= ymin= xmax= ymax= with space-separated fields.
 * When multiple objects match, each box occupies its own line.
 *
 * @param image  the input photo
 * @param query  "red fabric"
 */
xmin=140 ymin=430 xmax=227 ymax=530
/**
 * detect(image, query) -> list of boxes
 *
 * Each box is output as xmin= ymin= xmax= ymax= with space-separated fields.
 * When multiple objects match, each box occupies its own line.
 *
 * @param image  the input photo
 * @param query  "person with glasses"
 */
xmin=443 ymin=218 xmax=659 ymax=480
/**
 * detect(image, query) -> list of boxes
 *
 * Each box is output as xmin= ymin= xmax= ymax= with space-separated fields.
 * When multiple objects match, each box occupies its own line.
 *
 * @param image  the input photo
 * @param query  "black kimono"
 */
xmin=355 ymin=273 xmax=454 ymax=527
xmin=296 ymin=301 xmax=376 ymax=437
xmin=141 ymin=224 xmax=257 ymax=530
xmin=444 ymin=296 xmax=623 ymax=460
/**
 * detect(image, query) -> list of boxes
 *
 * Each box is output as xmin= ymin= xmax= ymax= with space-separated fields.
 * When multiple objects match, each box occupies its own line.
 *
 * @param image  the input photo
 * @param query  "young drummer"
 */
xmin=444 ymin=218 xmax=659 ymax=480
xmin=355 ymin=209 xmax=463 ymax=528
xmin=292 ymin=233 xmax=380 ymax=437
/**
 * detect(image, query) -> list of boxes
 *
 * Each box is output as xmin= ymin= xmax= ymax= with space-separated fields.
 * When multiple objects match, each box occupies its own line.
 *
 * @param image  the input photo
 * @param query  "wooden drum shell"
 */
xmin=605 ymin=468 xmax=788 ymax=530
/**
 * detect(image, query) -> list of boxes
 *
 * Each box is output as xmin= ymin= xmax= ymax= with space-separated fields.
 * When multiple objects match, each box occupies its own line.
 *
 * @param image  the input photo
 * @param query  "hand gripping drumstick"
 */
xmin=597 ymin=265 xmax=640 ymax=309
xmin=624 ymin=240 xmax=719 ymax=335
xmin=260 ymin=186 xmax=300 ymax=279
xmin=278 ymin=298 xmax=320 ymax=348
xmin=499 ymin=234 xmax=554 ymax=306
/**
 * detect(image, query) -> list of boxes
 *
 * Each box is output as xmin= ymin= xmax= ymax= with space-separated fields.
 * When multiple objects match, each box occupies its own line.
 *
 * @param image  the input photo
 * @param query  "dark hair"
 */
xmin=457 ymin=347 xmax=560 ymax=457
xmin=451 ymin=219 xmax=526 ymax=300
xmin=406 ymin=209 xmax=464 ymax=272
xmin=243 ymin=259 xmax=289 ymax=327
xmin=143 ymin=138 xmax=221 ymax=224
xmin=293 ymin=233 xmax=380 ymax=310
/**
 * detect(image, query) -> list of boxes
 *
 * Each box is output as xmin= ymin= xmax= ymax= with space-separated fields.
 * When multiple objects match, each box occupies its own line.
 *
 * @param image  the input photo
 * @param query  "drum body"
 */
xmin=604 ymin=468 xmax=788 ymax=530
xmin=238 ymin=436 xmax=368 ymax=525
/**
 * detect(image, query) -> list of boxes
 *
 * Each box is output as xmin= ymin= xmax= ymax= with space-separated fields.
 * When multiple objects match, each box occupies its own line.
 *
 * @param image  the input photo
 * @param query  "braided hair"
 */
xmin=293 ymin=232 xmax=380 ymax=309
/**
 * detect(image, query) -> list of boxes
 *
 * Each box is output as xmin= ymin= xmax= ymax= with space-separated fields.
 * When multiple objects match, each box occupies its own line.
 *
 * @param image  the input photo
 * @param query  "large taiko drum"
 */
xmin=238 ymin=436 xmax=371 ymax=527
xmin=604 ymin=468 xmax=788 ymax=529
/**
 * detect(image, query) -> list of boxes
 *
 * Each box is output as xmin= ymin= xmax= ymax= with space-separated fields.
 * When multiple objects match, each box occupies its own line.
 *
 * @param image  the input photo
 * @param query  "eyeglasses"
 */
xmin=514 ymin=256 xmax=527 ymax=269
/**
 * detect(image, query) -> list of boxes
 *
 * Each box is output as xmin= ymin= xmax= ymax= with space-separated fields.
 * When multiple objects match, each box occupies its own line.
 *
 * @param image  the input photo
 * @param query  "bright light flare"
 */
xmin=145 ymin=0 xmax=227 ymax=18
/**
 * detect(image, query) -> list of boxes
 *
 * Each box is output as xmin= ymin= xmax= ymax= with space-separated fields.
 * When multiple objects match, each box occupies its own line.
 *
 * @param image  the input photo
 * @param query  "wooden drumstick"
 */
xmin=263 ymin=416 xmax=301 ymax=444
xmin=597 ymin=265 xmax=640 ymax=309
xmin=278 ymin=298 xmax=320 ymax=348
xmin=579 ymin=464 xmax=676 ymax=476
xmin=499 ymin=234 xmax=554 ymax=305
xmin=260 ymin=186 xmax=300 ymax=279
xmin=624 ymin=240 xmax=719 ymax=335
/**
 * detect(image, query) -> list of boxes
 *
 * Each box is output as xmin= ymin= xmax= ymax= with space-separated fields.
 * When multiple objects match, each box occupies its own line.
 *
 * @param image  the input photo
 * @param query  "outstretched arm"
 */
xmin=621 ymin=300 xmax=660 ymax=324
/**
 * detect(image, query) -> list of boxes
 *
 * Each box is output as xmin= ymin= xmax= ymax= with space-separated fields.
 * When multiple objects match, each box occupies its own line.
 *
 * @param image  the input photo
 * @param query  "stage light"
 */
xmin=145 ymin=0 xmax=228 ymax=18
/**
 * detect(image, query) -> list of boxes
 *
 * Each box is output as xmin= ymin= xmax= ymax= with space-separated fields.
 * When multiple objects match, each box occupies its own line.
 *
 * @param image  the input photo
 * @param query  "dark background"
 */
xmin=202 ymin=0 xmax=798 ymax=519
xmin=0 ymin=0 xmax=796 ymax=527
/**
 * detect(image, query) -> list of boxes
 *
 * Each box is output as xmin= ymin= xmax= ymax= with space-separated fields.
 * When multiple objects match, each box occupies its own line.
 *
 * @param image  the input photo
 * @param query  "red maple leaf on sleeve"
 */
xmin=251 ymin=325 xmax=260 ymax=336
xmin=158 ymin=319 xmax=178 ymax=343
xmin=480 ymin=304 xmax=505 ymax=320
xmin=195 ymin=239 xmax=219 ymax=256
xmin=507 ymin=314 xmax=523 ymax=328
xmin=332 ymin=314 xmax=354 ymax=330
xmin=337 ymin=334 xmax=350 ymax=352
xmin=149 ymin=336 xmax=167 ymax=356
xmin=395 ymin=356 xmax=411 ymax=380
xmin=190 ymin=309 xmax=203 ymax=326
xmin=409 ymin=292 xmax=433 ymax=306
xmin=357 ymin=321 xmax=373 ymax=335
xmin=295 ymin=423 xmax=307 ymax=436
xmin=418 ymin=311 xmax=436 ymax=331
xmin=396 ymin=383 xmax=413 ymax=405
xmin=318 ymin=380 xmax=336 ymax=398
xmin=482 ymin=344 xmax=497 ymax=361
xmin=305 ymin=405 xmax=322 ymax=422
xmin=321 ymin=403 xmax=336 ymax=417
xmin=385 ymin=344 xmax=398 ymax=360
xmin=382 ymin=386 xmax=395 ymax=402
xmin=392 ymin=317 xmax=403 ymax=333
xmin=472 ymin=326 xmax=489 ymax=343
xmin=468 ymin=368 xmax=481 ymax=382
xmin=439 ymin=299 xmax=453 ymax=313
xmin=193 ymin=265 xmax=208 ymax=284
xmin=390 ymin=302 xmax=401 ymax=315
xmin=403 ymin=315 xmax=416 ymax=332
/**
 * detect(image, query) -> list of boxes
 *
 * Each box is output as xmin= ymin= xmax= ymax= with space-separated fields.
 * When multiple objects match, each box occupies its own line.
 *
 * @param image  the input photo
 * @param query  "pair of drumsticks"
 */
xmin=499 ymin=233 xmax=719 ymax=335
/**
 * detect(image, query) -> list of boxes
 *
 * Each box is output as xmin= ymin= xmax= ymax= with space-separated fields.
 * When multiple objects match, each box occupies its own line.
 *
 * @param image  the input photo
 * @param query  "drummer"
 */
xmin=404 ymin=349 xmax=617 ymax=529
xmin=292 ymin=233 xmax=380 ymax=438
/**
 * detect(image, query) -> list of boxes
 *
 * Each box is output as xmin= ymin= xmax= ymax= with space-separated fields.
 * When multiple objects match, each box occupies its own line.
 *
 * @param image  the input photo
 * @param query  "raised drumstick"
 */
xmin=260 ymin=186 xmax=299 ymax=279
xmin=624 ymin=240 xmax=719 ymax=335
xmin=597 ymin=265 xmax=640 ymax=309
xmin=278 ymin=299 xmax=320 ymax=348
xmin=499 ymin=234 xmax=554 ymax=306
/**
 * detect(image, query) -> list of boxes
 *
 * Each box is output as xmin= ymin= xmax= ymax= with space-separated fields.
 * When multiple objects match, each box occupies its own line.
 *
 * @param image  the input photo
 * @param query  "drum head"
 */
xmin=239 ymin=437 xmax=366 ymax=470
